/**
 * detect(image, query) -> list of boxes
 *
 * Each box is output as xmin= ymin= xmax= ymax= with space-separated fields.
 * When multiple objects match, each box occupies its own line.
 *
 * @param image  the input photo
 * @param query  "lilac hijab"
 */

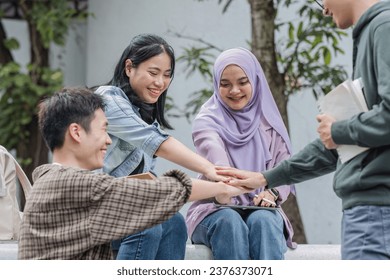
xmin=193 ymin=47 xmax=292 ymax=172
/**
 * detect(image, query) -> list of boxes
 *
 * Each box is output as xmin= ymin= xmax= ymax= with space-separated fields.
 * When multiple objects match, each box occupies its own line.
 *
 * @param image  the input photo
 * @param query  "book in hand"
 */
xmin=127 ymin=172 xmax=156 ymax=180
xmin=317 ymin=78 xmax=369 ymax=163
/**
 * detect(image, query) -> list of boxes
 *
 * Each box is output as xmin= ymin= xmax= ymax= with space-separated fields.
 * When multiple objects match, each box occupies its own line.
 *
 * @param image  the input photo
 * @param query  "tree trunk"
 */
xmin=0 ymin=21 xmax=14 ymax=64
xmin=248 ymin=0 xmax=307 ymax=244
xmin=17 ymin=116 xmax=49 ymax=182
xmin=16 ymin=0 xmax=49 ymax=182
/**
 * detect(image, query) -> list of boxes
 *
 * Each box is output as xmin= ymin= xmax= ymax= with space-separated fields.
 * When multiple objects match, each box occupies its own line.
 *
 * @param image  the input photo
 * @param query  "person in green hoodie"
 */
xmin=215 ymin=0 xmax=390 ymax=260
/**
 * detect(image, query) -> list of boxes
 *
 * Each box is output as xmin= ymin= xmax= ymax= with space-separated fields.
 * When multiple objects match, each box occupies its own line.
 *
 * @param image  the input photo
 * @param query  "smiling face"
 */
xmin=78 ymin=109 xmax=112 ymax=170
xmin=218 ymin=64 xmax=252 ymax=111
xmin=125 ymin=52 xmax=172 ymax=104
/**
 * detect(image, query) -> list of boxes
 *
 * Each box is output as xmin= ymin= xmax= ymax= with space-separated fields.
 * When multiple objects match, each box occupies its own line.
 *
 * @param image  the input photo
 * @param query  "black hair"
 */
xmin=38 ymin=87 xmax=105 ymax=151
xmin=108 ymin=33 xmax=174 ymax=129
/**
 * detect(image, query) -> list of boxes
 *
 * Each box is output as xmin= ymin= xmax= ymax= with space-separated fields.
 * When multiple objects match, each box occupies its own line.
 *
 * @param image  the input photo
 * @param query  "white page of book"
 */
xmin=318 ymin=79 xmax=369 ymax=163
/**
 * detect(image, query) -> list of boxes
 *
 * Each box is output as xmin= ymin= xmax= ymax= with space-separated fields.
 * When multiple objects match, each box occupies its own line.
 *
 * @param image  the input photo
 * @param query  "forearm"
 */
xmin=188 ymin=179 xmax=225 ymax=201
xmin=268 ymin=134 xmax=293 ymax=200
xmin=156 ymin=136 xmax=214 ymax=175
xmin=90 ymin=170 xmax=192 ymax=242
xmin=332 ymin=109 xmax=390 ymax=147
xmin=263 ymin=139 xmax=337 ymax=188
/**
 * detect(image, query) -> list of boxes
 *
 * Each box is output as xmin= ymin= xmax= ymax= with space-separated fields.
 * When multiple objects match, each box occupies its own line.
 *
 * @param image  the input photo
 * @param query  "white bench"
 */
xmin=0 ymin=241 xmax=18 ymax=260
xmin=1 ymin=241 xmax=340 ymax=260
xmin=185 ymin=244 xmax=341 ymax=260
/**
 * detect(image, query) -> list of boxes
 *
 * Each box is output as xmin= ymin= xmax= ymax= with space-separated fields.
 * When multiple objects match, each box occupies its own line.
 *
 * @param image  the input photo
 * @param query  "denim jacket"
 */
xmin=95 ymin=86 xmax=169 ymax=177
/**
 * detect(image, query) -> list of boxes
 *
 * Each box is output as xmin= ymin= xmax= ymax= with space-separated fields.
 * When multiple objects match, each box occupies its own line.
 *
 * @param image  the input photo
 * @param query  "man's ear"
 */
xmin=125 ymin=59 xmax=132 ymax=77
xmin=68 ymin=123 xmax=82 ymax=143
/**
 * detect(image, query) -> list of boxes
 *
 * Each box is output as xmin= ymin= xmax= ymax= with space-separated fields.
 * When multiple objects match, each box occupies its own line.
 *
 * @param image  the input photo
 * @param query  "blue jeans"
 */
xmin=191 ymin=208 xmax=287 ymax=260
xmin=113 ymin=212 xmax=187 ymax=260
xmin=342 ymin=205 xmax=390 ymax=260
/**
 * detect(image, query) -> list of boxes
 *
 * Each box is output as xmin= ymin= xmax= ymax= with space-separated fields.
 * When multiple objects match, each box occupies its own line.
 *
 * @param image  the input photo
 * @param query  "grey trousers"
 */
xmin=342 ymin=205 xmax=390 ymax=260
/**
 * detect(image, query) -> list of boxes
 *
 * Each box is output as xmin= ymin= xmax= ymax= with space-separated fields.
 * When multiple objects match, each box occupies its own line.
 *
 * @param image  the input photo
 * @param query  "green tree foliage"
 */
xmin=280 ymin=2 xmax=348 ymax=98
xmin=175 ymin=0 xmax=348 ymax=121
xmin=0 ymin=62 xmax=63 ymax=157
xmin=0 ymin=0 xmax=89 ymax=175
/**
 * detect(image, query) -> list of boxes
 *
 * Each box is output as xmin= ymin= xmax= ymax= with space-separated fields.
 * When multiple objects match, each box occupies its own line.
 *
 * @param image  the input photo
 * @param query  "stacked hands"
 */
xmin=208 ymin=114 xmax=336 ymax=206
xmin=210 ymin=166 xmax=277 ymax=207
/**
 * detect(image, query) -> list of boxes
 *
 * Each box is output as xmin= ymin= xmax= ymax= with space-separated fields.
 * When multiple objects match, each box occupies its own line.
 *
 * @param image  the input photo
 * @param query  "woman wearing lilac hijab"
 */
xmin=186 ymin=48 xmax=296 ymax=259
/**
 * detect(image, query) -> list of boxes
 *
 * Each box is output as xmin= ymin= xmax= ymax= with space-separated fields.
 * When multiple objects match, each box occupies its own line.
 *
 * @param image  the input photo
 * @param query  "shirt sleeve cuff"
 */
xmin=331 ymin=120 xmax=355 ymax=145
xmin=162 ymin=169 xmax=192 ymax=202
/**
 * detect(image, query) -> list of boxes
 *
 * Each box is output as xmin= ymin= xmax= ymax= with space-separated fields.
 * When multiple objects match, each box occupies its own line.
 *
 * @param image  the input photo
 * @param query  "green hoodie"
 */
xmin=264 ymin=1 xmax=390 ymax=210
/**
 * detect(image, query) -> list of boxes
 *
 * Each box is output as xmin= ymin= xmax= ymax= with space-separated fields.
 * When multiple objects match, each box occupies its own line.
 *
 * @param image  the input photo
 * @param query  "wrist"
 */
xmin=199 ymin=161 xmax=214 ymax=177
xmin=257 ymin=172 xmax=267 ymax=187
xmin=214 ymin=182 xmax=230 ymax=204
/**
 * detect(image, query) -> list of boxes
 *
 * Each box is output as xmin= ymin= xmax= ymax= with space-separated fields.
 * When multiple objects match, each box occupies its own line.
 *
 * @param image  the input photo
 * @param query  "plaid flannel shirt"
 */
xmin=18 ymin=164 xmax=191 ymax=259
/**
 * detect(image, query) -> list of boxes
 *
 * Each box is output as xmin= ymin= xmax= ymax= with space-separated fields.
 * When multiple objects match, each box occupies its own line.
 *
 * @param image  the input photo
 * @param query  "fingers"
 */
xmin=215 ymin=166 xmax=245 ymax=179
xmin=253 ymin=195 xmax=262 ymax=206
xmin=261 ymin=198 xmax=276 ymax=207
xmin=253 ymin=194 xmax=276 ymax=207
xmin=224 ymin=178 xmax=247 ymax=187
xmin=215 ymin=169 xmax=239 ymax=178
xmin=215 ymin=166 xmax=235 ymax=170
xmin=316 ymin=114 xmax=324 ymax=122
xmin=213 ymin=174 xmax=229 ymax=182
xmin=205 ymin=168 xmax=229 ymax=182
